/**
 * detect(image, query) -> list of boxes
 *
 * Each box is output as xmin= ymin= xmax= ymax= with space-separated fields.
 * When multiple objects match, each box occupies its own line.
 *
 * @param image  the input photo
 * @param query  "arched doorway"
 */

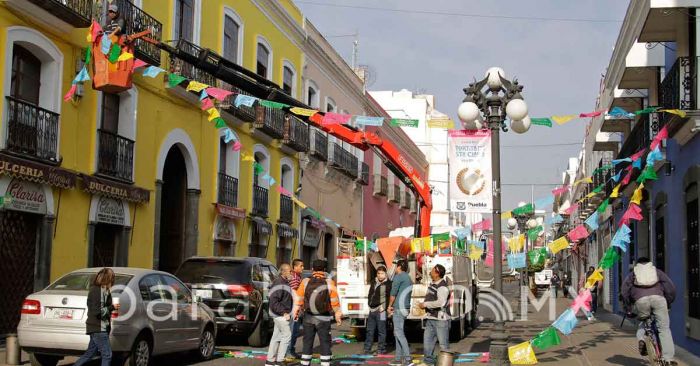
xmin=158 ymin=147 xmax=187 ymax=273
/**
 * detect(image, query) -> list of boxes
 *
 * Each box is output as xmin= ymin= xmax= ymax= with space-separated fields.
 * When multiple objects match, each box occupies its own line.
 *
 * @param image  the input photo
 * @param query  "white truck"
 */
xmin=534 ymin=269 xmax=553 ymax=289
xmin=335 ymin=227 xmax=478 ymax=341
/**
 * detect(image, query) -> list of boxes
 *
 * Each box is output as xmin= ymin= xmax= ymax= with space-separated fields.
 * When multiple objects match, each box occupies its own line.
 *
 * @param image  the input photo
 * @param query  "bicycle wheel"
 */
xmin=643 ymin=336 xmax=662 ymax=365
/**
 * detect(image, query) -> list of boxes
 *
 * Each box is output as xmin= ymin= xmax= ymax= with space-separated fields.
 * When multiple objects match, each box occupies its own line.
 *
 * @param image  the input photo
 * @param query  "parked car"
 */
xmin=18 ymin=267 xmax=217 ymax=366
xmin=534 ymin=269 xmax=554 ymax=289
xmin=175 ymin=257 xmax=278 ymax=347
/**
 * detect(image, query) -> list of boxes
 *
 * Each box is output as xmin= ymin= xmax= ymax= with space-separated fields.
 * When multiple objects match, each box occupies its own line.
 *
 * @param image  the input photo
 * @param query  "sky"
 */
xmin=295 ymin=0 xmax=630 ymax=211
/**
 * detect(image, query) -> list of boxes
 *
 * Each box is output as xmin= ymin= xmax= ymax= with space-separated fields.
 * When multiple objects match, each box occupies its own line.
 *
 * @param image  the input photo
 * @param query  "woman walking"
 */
xmin=74 ymin=268 xmax=120 ymax=366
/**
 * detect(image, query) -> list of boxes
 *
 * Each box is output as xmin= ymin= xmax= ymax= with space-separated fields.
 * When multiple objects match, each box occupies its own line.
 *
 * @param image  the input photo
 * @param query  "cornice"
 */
xmin=605 ymin=1 xmax=650 ymax=90
xmin=253 ymin=0 xmax=306 ymax=47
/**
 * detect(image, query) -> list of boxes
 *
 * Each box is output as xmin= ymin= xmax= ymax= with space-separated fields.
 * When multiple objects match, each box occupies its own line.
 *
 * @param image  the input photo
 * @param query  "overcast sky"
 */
xmin=296 ymin=0 xmax=629 ymax=211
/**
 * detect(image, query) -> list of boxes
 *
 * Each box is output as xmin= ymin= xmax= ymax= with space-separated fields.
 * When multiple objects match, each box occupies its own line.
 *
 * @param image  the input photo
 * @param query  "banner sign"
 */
xmin=448 ymin=130 xmax=492 ymax=213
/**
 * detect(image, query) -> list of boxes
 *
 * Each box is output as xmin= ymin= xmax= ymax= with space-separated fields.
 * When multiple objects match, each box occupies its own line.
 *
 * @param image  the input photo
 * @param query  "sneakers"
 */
xmin=639 ymin=340 xmax=648 ymax=356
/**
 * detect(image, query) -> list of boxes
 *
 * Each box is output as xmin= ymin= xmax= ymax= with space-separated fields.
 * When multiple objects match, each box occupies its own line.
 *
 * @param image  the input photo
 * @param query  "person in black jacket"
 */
xmin=74 ymin=268 xmax=119 ymax=366
xmin=266 ymin=263 xmax=294 ymax=366
xmin=364 ymin=265 xmax=392 ymax=355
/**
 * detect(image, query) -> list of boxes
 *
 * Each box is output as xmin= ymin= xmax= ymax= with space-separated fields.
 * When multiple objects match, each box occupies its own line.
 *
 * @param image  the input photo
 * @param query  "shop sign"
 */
xmin=215 ymin=203 xmax=246 ymax=220
xmin=95 ymin=196 xmax=125 ymax=225
xmin=4 ymin=179 xmax=47 ymax=214
xmin=0 ymin=153 xmax=76 ymax=189
xmin=303 ymin=226 xmax=321 ymax=248
xmin=214 ymin=216 xmax=235 ymax=241
xmin=80 ymin=175 xmax=149 ymax=204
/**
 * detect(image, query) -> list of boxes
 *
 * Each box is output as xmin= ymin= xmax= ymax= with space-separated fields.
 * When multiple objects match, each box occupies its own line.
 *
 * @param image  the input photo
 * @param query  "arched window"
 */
xmin=256 ymin=36 xmax=272 ymax=79
xmin=223 ymin=8 xmax=243 ymax=64
xmin=306 ymin=80 xmax=319 ymax=109
xmin=282 ymin=61 xmax=296 ymax=97
xmin=217 ymin=129 xmax=241 ymax=207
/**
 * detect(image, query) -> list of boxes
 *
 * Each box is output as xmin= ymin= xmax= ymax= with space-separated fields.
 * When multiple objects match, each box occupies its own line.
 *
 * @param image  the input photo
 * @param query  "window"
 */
xmin=160 ymin=274 xmax=192 ymax=304
xmin=325 ymin=97 xmax=336 ymax=113
xmin=219 ymin=138 xmax=227 ymax=174
xmin=223 ymin=14 xmax=240 ymax=63
xmin=307 ymin=81 xmax=319 ymax=109
xmin=174 ymin=0 xmax=195 ymax=42
xmin=139 ymin=275 xmax=165 ymax=301
xmin=256 ymin=42 xmax=270 ymax=78
xmin=283 ymin=65 xmax=294 ymax=96
xmin=10 ymin=45 xmax=41 ymax=104
xmin=101 ymin=93 xmax=120 ymax=133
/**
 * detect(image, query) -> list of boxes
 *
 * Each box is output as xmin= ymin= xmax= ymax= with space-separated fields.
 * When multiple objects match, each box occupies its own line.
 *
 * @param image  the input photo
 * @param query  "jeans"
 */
xmin=364 ymin=311 xmax=387 ymax=353
xmin=266 ymin=316 xmax=292 ymax=364
xmin=591 ymin=291 xmax=598 ymax=313
xmin=74 ymin=332 xmax=112 ymax=366
xmin=288 ymin=314 xmax=302 ymax=355
xmin=635 ymin=295 xmax=675 ymax=362
xmin=392 ymin=308 xmax=412 ymax=363
xmin=301 ymin=315 xmax=332 ymax=366
xmin=423 ymin=319 xmax=449 ymax=365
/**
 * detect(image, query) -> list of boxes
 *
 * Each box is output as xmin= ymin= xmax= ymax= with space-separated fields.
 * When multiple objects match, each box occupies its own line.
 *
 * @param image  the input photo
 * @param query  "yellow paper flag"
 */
xmin=584 ymin=191 xmax=598 ymax=199
xmin=502 ymin=211 xmax=513 ymax=219
xmin=86 ymin=24 xmax=93 ymax=43
xmin=611 ymin=183 xmax=621 ymax=198
xmin=631 ymin=183 xmax=645 ymax=205
xmin=468 ymin=245 xmax=484 ymax=261
xmin=410 ymin=238 xmax=423 ymax=253
xmin=427 ymin=118 xmax=455 ymax=129
xmin=290 ymin=107 xmax=319 ymax=117
xmin=552 ymin=115 xmax=577 ymax=125
xmin=508 ymin=234 xmax=525 ymax=252
xmin=508 ymin=341 xmax=538 ymax=365
xmin=548 ymin=236 xmax=570 ymax=254
xmin=574 ymin=177 xmax=593 ymax=186
xmin=242 ymin=152 xmax=255 ymax=162
xmin=186 ymin=80 xmax=209 ymax=92
xmin=291 ymin=196 xmax=308 ymax=209
xmin=585 ymin=269 xmax=604 ymax=289
xmin=207 ymin=108 xmax=221 ymax=121
xmin=658 ymin=109 xmax=687 ymax=118
xmin=117 ymin=51 xmax=134 ymax=62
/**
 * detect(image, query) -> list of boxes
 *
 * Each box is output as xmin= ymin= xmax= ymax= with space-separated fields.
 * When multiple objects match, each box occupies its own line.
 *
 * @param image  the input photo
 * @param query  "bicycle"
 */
xmin=621 ymin=311 xmax=671 ymax=366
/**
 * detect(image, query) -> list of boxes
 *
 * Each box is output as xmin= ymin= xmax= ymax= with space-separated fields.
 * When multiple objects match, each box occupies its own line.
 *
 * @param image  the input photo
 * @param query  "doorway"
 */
xmin=158 ymin=147 xmax=187 ymax=273
xmin=93 ymin=223 xmax=120 ymax=267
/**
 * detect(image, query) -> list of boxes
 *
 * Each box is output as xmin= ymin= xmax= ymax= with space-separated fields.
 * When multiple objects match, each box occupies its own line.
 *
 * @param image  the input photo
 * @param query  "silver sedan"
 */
xmin=18 ymin=267 xmax=217 ymax=366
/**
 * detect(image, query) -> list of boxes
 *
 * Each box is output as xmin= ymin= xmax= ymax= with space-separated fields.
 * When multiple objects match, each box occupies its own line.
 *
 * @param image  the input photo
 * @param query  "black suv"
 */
xmin=175 ymin=257 xmax=278 ymax=346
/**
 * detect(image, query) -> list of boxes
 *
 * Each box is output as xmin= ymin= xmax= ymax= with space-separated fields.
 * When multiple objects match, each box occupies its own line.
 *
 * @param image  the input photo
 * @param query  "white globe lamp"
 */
xmin=536 ymin=217 xmax=544 ymax=226
xmin=462 ymin=116 xmax=483 ymax=130
xmin=517 ymin=201 xmax=527 ymax=208
xmin=457 ymin=102 xmax=480 ymax=123
xmin=485 ymin=67 xmax=505 ymax=90
xmin=527 ymin=218 xmax=538 ymax=229
xmin=510 ymin=116 xmax=531 ymax=134
xmin=505 ymin=99 xmax=528 ymax=121
xmin=506 ymin=218 xmax=518 ymax=230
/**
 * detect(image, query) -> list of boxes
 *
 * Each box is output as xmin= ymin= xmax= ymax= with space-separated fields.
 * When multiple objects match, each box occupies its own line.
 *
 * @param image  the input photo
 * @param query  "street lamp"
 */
xmin=459 ymin=68 xmax=529 ymax=365
xmin=508 ymin=202 xmax=536 ymax=317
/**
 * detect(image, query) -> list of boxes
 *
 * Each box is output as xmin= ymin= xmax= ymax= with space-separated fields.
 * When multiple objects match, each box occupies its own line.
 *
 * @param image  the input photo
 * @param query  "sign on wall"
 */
xmin=95 ymin=196 xmax=126 ymax=225
xmin=214 ymin=216 xmax=235 ymax=241
xmin=4 ymin=178 xmax=47 ymax=214
xmin=448 ymin=129 xmax=492 ymax=213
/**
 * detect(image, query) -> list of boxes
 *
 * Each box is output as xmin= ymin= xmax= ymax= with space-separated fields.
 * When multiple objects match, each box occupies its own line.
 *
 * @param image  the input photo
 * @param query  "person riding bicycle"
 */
xmin=621 ymin=257 xmax=677 ymax=365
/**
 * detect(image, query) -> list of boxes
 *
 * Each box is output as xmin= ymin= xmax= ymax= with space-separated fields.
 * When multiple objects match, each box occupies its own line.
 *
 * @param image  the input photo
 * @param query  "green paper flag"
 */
xmin=593 ymin=164 xmax=613 ymax=175
xmin=528 ymin=247 xmax=547 ymax=266
xmin=512 ymin=203 xmax=534 ymax=216
xmin=597 ymin=198 xmax=610 ymax=213
xmin=168 ymin=73 xmax=187 ymax=88
xmin=213 ymin=117 xmax=226 ymax=129
xmin=84 ymin=46 xmax=92 ymax=64
xmin=634 ymin=106 xmax=659 ymax=115
xmin=259 ymin=100 xmax=289 ymax=109
xmin=530 ymin=326 xmax=561 ymax=350
xmin=599 ymin=247 xmax=620 ymax=269
xmin=637 ymin=165 xmax=658 ymax=183
xmin=530 ymin=118 xmax=553 ymax=127
xmin=390 ymin=118 xmax=419 ymax=127
xmin=108 ymin=43 xmax=121 ymax=63
xmin=527 ymin=225 xmax=543 ymax=242
xmin=253 ymin=162 xmax=264 ymax=175
xmin=592 ymin=183 xmax=605 ymax=194
xmin=431 ymin=233 xmax=450 ymax=243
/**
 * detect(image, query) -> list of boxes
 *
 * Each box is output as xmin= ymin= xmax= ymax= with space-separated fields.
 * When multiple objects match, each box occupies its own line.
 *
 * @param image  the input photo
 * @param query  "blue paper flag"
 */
xmin=611 ymin=225 xmax=632 ymax=252
xmin=612 ymin=157 xmax=632 ymax=165
xmin=633 ymin=158 xmax=643 ymax=169
xmin=534 ymin=195 xmax=555 ymax=208
xmin=607 ymin=106 xmax=634 ymax=118
xmin=142 ymin=66 xmax=165 ymax=78
xmin=584 ymin=211 xmax=599 ymax=230
xmin=619 ymin=224 xmax=632 ymax=235
xmin=353 ymin=116 xmax=384 ymax=126
xmin=552 ymin=308 xmax=579 ymax=335
xmin=199 ymin=89 xmax=208 ymax=101
xmin=100 ymin=35 xmax=112 ymax=55
xmin=455 ymin=227 xmax=471 ymax=240
xmin=646 ymin=146 xmax=663 ymax=166
xmin=223 ymin=129 xmax=236 ymax=143
xmin=73 ymin=66 xmax=90 ymax=83
xmin=467 ymin=240 xmax=485 ymax=250
xmin=612 ymin=170 xmax=623 ymax=182
xmin=234 ymin=94 xmax=258 ymax=107
xmin=507 ymin=253 xmax=527 ymax=269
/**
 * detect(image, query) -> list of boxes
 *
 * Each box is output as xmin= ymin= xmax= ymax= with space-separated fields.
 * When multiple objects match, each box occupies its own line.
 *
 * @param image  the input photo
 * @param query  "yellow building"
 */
xmin=0 ymin=0 xmax=305 ymax=335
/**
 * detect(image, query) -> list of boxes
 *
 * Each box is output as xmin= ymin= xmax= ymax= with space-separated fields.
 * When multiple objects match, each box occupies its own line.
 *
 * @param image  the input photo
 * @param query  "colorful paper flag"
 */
xmin=512 ymin=203 xmax=534 ymax=216
xmin=631 ymin=183 xmax=645 ymax=205
xmin=610 ymin=183 xmax=621 ymax=198
xmin=290 ymin=107 xmax=319 ymax=117
xmin=454 ymin=227 xmax=471 ymax=240
xmin=205 ymin=87 xmax=235 ymax=101
xmin=214 ymin=118 xmax=226 ymax=129
xmin=571 ymin=289 xmax=592 ymax=314
xmin=552 ymin=186 xmax=569 ymax=196
xmin=468 ymin=245 xmax=484 ymax=261
xmin=100 ymin=34 xmax=112 ymax=54
xmin=108 ymin=43 xmax=121 ymax=63
xmin=117 ymin=51 xmax=134 ymax=62
xmin=73 ymin=66 xmax=90 ymax=83
xmin=612 ymin=157 xmax=632 ymax=165
xmin=242 ymin=153 xmax=255 ymax=162
xmin=646 ymin=147 xmax=663 ymax=166
xmin=133 ymin=58 xmax=148 ymax=70
xmin=599 ymin=247 xmax=620 ymax=269
xmin=658 ymin=109 xmax=687 ymax=118
xmin=553 ymin=308 xmax=579 ymax=335
xmin=427 ymin=118 xmax=455 ymax=129
xmin=206 ymin=108 xmax=221 ymax=122
xmin=634 ymin=106 xmax=658 ymax=115
xmin=186 ymin=80 xmax=209 ymax=92
xmin=530 ymin=117 xmax=553 ymax=127
xmin=535 ymin=195 xmax=555 ymax=209
xmin=234 ymin=94 xmax=258 ymax=107
xmin=567 ymin=225 xmax=589 ymax=242
xmin=573 ymin=177 xmax=593 ymax=185
xmin=167 ymin=73 xmax=187 ymax=88
xmin=508 ymin=341 xmax=537 ymax=365
xmin=607 ymin=106 xmax=634 ymax=118
xmin=527 ymin=248 xmax=547 ymax=267
xmin=201 ymin=97 xmax=214 ymax=111
xmin=552 ymin=115 xmax=577 ymax=125
xmin=472 ymin=218 xmax=492 ymax=232
xmin=63 ymin=84 xmax=77 ymax=101
xmin=508 ymin=235 xmax=525 ymax=252
xmin=585 ymin=211 xmax=600 ymax=230
xmin=353 ymin=116 xmax=384 ymax=126
xmin=528 ymin=225 xmax=543 ymax=242
xmin=585 ymin=269 xmax=604 ymax=289
xmin=621 ymin=203 xmax=643 ymax=225
xmin=612 ymin=170 xmax=623 ymax=183
xmin=232 ymin=140 xmax=242 ymax=151
xmin=259 ymin=100 xmax=289 ymax=109
xmin=390 ymin=118 xmax=419 ymax=127
xmin=637 ymin=165 xmax=658 ymax=183
xmin=597 ymin=198 xmax=609 ymax=213
xmin=579 ymin=109 xmax=604 ymax=118
xmin=650 ymin=125 xmax=669 ymax=150
xmin=223 ymin=129 xmax=236 ymax=143
xmin=89 ymin=20 xmax=102 ymax=43
xmin=142 ymin=66 xmax=165 ymax=78
xmin=502 ymin=211 xmax=513 ymax=219
xmin=630 ymin=148 xmax=647 ymax=162
xmin=530 ymin=327 xmax=561 ymax=350
xmin=548 ymin=237 xmax=570 ymax=254
xmin=563 ymin=203 xmax=579 ymax=215
xmin=322 ymin=112 xmax=352 ymax=126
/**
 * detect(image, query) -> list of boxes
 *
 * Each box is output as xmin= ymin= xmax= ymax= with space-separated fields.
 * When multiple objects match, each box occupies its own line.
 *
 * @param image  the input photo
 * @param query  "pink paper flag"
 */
xmin=552 ymin=186 xmax=569 ymax=196
xmin=571 ymin=289 xmax=592 ymax=314
xmin=579 ymin=110 xmax=604 ymax=118
xmin=563 ymin=203 xmax=579 ymax=215
xmin=567 ymin=224 xmax=589 ymax=242
xmin=322 ymin=112 xmax=352 ymax=126
xmin=630 ymin=148 xmax=647 ymax=162
xmin=232 ymin=140 xmax=242 ymax=151
xmin=277 ymin=185 xmax=292 ymax=197
xmin=621 ymin=170 xmax=632 ymax=186
xmin=132 ymin=58 xmax=148 ymax=70
xmin=63 ymin=84 xmax=77 ymax=101
xmin=650 ymin=125 xmax=669 ymax=150
xmin=205 ymin=87 xmax=235 ymax=101
xmin=472 ymin=218 xmax=492 ymax=232
xmin=200 ymin=98 xmax=214 ymax=111
xmin=621 ymin=203 xmax=643 ymax=225
xmin=90 ymin=20 xmax=102 ymax=43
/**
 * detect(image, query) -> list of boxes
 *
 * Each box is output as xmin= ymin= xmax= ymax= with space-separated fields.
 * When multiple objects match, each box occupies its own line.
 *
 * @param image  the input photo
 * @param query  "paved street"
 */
xmin=4 ymin=282 xmax=698 ymax=365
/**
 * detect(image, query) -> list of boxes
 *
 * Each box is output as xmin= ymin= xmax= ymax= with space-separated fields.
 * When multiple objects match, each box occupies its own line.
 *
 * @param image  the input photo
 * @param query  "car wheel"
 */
xmin=125 ymin=336 xmax=151 ymax=366
xmin=29 ymin=353 xmax=59 ymax=366
xmin=198 ymin=326 xmax=215 ymax=360
xmin=247 ymin=315 xmax=269 ymax=347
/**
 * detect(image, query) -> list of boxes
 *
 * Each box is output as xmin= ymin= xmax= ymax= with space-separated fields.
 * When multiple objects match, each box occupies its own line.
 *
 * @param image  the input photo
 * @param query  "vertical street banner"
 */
xmin=448 ymin=129 xmax=492 ymax=213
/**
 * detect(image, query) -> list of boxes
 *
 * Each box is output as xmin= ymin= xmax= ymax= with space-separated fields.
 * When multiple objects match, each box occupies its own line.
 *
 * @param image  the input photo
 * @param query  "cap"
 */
xmin=108 ymin=4 xmax=118 ymax=12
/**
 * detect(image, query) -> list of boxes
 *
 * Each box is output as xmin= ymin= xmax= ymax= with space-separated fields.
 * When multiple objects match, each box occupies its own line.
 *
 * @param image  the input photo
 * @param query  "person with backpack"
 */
xmin=621 ymin=257 xmax=677 ymax=365
xmin=266 ymin=263 xmax=294 ymax=366
xmin=417 ymin=264 xmax=450 ymax=366
xmin=74 ymin=268 xmax=119 ymax=366
xmin=294 ymin=259 xmax=341 ymax=366
xmin=550 ymin=273 xmax=561 ymax=298
xmin=363 ymin=265 xmax=392 ymax=355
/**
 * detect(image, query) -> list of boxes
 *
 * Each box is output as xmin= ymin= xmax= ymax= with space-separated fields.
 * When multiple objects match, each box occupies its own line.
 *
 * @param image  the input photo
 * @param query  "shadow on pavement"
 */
xmin=605 ymin=354 xmax=647 ymax=365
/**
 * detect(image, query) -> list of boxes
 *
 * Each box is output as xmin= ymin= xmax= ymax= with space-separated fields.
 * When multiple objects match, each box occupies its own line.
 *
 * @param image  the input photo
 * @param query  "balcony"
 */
xmin=279 ymin=194 xmax=293 ymax=224
xmin=97 ymin=129 xmax=134 ymax=182
xmin=309 ymin=129 xmax=328 ymax=161
xmin=618 ymin=114 xmax=653 ymax=160
xmin=254 ymin=105 xmax=285 ymax=139
xmin=4 ymin=96 xmax=59 ymax=164
xmin=252 ymin=185 xmax=269 ymax=218
xmin=342 ymin=149 xmax=359 ymax=179
xmin=283 ymin=114 xmax=310 ymax=152
xmin=115 ymin=0 xmax=163 ymax=65
xmin=217 ymin=173 xmax=238 ymax=208
xmin=24 ymin=0 xmax=92 ymax=27
xmin=410 ymin=198 xmax=417 ymax=214
xmin=659 ymin=56 xmax=696 ymax=133
xmin=170 ymin=39 xmax=218 ymax=87
xmin=220 ymin=83 xmax=257 ymax=122
xmin=373 ymin=174 xmax=388 ymax=196
xmin=329 ymin=142 xmax=343 ymax=169
xmin=388 ymin=184 xmax=401 ymax=203
xmin=357 ymin=162 xmax=369 ymax=185
xmin=401 ymin=191 xmax=411 ymax=209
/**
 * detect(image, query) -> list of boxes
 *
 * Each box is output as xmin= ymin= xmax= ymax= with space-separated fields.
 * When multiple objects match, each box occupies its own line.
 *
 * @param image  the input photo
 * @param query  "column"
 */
xmin=185 ymin=188 xmax=201 ymax=260
xmin=152 ymin=180 xmax=163 ymax=269
xmin=35 ymin=216 xmax=55 ymax=292
xmin=86 ymin=222 xmax=96 ymax=268
xmin=117 ymin=226 xmax=131 ymax=267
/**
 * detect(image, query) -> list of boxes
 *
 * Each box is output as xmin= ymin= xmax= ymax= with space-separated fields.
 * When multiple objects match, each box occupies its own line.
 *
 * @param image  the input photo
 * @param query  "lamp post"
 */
xmin=458 ymin=68 xmax=529 ymax=365
xmin=507 ymin=203 xmax=536 ymax=316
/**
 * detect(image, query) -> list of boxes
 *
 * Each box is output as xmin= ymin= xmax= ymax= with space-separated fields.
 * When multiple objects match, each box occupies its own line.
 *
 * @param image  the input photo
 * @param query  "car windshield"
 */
xmin=47 ymin=273 xmax=133 ymax=293
xmin=176 ymin=260 xmax=251 ymax=284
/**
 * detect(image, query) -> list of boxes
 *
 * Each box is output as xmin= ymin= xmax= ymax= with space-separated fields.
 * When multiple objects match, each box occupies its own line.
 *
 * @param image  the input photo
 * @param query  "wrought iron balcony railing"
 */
xmin=114 ymin=0 xmax=163 ymax=65
xmin=329 ymin=142 xmax=343 ymax=169
xmin=4 ymin=96 xmax=59 ymax=163
xmin=279 ymin=194 xmax=293 ymax=224
xmin=220 ymin=83 xmax=257 ymax=122
xmin=343 ymin=149 xmax=359 ymax=179
xmin=217 ymin=173 xmax=238 ymax=208
xmin=659 ymin=56 xmax=696 ymax=132
xmin=310 ymin=129 xmax=328 ymax=161
xmin=618 ymin=114 xmax=653 ymax=160
xmin=97 ymin=129 xmax=134 ymax=182
xmin=283 ymin=114 xmax=310 ymax=152
xmin=358 ymin=162 xmax=369 ymax=185
xmin=252 ymin=185 xmax=269 ymax=218
xmin=389 ymin=184 xmax=401 ymax=203
xmin=373 ymin=174 xmax=388 ymax=196
xmin=170 ymin=39 xmax=218 ymax=87
xmin=401 ymin=191 xmax=411 ymax=209
xmin=27 ymin=0 xmax=92 ymax=27
xmin=254 ymin=105 xmax=285 ymax=139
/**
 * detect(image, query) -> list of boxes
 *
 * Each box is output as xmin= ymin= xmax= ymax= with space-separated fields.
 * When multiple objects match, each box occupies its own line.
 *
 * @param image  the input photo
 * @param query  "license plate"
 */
xmin=49 ymin=308 xmax=78 ymax=320
xmin=193 ymin=289 xmax=212 ymax=299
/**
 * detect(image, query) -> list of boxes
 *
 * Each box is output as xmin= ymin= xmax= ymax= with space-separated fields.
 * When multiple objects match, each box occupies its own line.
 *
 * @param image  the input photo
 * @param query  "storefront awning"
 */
xmin=277 ymin=223 xmax=298 ymax=238
xmin=0 ymin=153 xmax=77 ymax=189
xmin=80 ymin=174 xmax=150 ymax=204
xmin=251 ymin=216 xmax=272 ymax=235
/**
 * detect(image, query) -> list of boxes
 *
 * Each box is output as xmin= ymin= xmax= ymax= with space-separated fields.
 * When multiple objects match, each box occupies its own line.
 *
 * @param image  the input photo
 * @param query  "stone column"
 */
xmin=35 ymin=216 xmax=55 ymax=292
xmin=117 ymin=226 xmax=131 ymax=267
xmin=86 ymin=222 xmax=96 ymax=268
xmin=152 ymin=180 xmax=163 ymax=270
xmin=184 ymin=188 xmax=200 ymax=260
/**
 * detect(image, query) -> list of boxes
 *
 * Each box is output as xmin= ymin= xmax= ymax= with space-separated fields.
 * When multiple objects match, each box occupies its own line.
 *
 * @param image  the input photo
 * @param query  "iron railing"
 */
xmin=358 ymin=162 xmax=369 ymax=185
xmin=283 ymin=114 xmax=310 ymax=152
xmin=97 ymin=129 xmax=134 ymax=182
xmin=220 ymin=83 xmax=257 ymax=122
xmin=618 ymin=114 xmax=653 ymax=160
xmin=659 ymin=56 xmax=696 ymax=132
xmin=329 ymin=142 xmax=343 ymax=168
xmin=170 ymin=39 xmax=218 ymax=87
xmin=114 ymin=0 xmax=162 ymax=65
xmin=279 ymin=194 xmax=293 ymax=224
xmin=402 ymin=191 xmax=411 ymax=209
xmin=343 ymin=149 xmax=359 ymax=179
xmin=389 ymin=184 xmax=401 ymax=203
xmin=4 ymin=96 xmax=59 ymax=163
xmin=373 ymin=174 xmax=388 ymax=196
xmin=254 ymin=105 xmax=285 ymax=139
xmin=217 ymin=173 xmax=238 ymax=208
xmin=310 ymin=129 xmax=328 ymax=161
xmin=252 ymin=185 xmax=269 ymax=217
xmin=27 ymin=0 xmax=92 ymax=27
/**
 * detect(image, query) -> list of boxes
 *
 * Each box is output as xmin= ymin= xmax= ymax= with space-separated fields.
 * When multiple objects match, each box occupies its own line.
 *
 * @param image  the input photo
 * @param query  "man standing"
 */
xmin=621 ymin=257 xmax=677 ymax=365
xmin=562 ymin=274 xmax=571 ymax=298
xmin=287 ymin=259 xmax=304 ymax=359
xmin=294 ymin=260 xmax=341 ymax=366
xmin=551 ymin=272 xmax=561 ymax=298
xmin=417 ymin=264 xmax=450 ymax=366
xmin=266 ymin=264 xmax=294 ymax=366
xmin=103 ymin=4 xmax=125 ymax=38
xmin=585 ymin=266 xmax=599 ymax=313
xmin=388 ymin=259 xmax=413 ymax=366
xmin=364 ymin=266 xmax=391 ymax=355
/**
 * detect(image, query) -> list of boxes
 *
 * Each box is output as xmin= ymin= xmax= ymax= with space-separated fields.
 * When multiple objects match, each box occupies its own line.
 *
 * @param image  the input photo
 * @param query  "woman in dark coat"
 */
xmin=74 ymin=268 xmax=120 ymax=366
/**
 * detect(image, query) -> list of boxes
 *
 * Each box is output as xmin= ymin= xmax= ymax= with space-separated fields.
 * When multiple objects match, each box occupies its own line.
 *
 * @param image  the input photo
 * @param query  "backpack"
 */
xmin=303 ymin=277 xmax=331 ymax=315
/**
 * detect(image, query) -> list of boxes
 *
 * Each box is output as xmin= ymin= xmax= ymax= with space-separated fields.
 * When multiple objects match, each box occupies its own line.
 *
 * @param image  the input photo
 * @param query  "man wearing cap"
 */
xmin=103 ymin=4 xmax=125 ymax=37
